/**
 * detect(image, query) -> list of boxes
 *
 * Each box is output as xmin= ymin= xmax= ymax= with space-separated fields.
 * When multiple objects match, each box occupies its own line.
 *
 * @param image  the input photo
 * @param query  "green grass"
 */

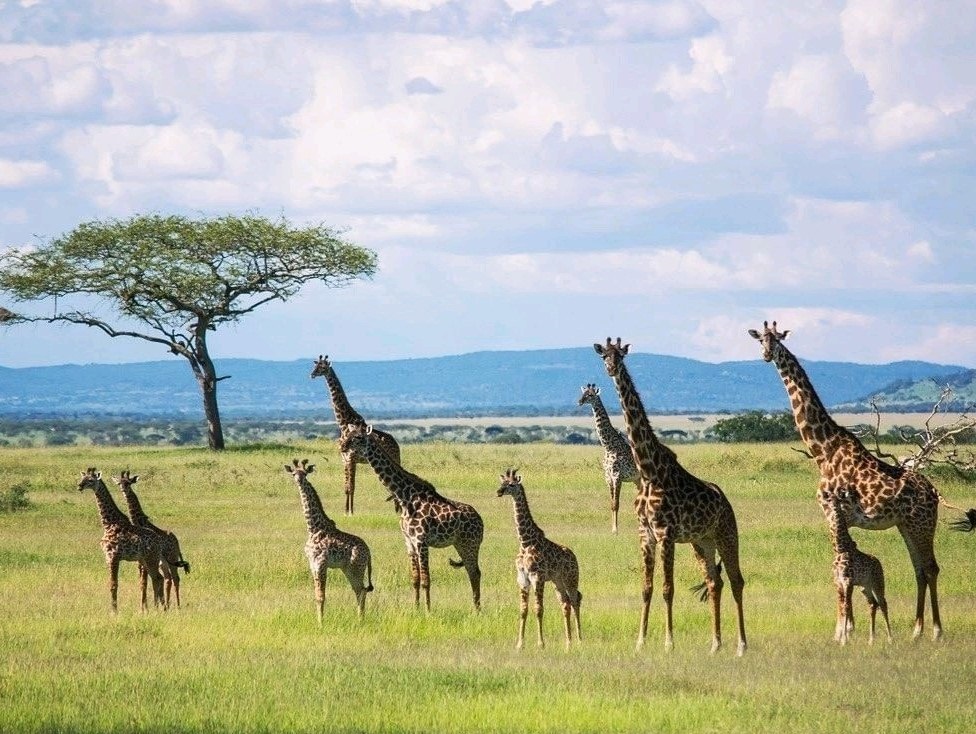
xmin=1 ymin=442 xmax=975 ymax=733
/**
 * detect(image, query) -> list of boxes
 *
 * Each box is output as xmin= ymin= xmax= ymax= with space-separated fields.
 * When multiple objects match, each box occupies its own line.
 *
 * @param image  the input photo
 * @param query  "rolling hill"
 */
xmin=0 ymin=348 xmax=967 ymax=418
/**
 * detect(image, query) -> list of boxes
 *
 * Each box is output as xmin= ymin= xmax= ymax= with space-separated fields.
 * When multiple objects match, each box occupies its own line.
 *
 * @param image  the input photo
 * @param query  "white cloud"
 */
xmin=0 ymin=158 xmax=58 ymax=187
xmin=656 ymin=35 xmax=731 ymax=100
xmin=869 ymin=101 xmax=948 ymax=150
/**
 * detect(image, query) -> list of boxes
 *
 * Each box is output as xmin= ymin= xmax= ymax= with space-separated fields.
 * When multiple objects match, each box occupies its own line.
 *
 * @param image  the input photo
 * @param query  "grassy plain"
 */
xmin=1 ymin=441 xmax=975 ymax=733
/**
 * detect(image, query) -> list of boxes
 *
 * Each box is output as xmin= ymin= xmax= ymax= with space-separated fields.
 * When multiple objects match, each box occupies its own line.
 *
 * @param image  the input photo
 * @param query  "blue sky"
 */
xmin=1 ymin=0 xmax=974 ymax=369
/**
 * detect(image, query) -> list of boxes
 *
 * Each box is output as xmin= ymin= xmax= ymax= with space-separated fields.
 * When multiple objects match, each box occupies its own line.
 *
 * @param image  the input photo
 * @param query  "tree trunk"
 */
xmin=191 ymin=326 xmax=226 ymax=451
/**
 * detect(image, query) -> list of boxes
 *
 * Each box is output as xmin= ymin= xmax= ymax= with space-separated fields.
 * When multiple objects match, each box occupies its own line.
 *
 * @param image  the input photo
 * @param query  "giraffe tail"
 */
xmin=949 ymin=508 xmax=976 ymax=533
xmin=689 ymin=561 xmax=723 ymax=603
xmin=365 ymin=557 xmax=374 ymax=593
xmin=175 ymin=560 xmax=191 ymax=573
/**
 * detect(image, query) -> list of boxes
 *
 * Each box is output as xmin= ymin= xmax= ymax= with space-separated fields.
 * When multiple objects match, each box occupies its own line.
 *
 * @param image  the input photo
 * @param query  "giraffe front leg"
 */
xmin=418 ymin=546 xmax=432 ymax=612
xmin=516 ymin=573 xmax=530 ymax=650
xmin=533 ymin=578 xmax=546 ymax=649
xmin=108 ymin=556 xmax=121 ymax=614
xmin=661 ymin=538 xmax=675 ymax=652
xmin=834 ymin=582 xmax=847 ymax=643
xmin=636 ymin=531 xmax=655 ymax=650
xmin=139 ymin=561 xmax=149 ymax=613
xmin=609 ymin=477 xmax=621 ymax=535
xmin=407 ymin=550 xmax=421 ymax=608
xmin=312 ymin=566 xmax=326 ymax=625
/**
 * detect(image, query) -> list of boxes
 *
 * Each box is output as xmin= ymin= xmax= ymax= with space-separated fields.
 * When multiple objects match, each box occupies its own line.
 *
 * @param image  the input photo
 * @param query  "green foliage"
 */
xmin=710 ymin=411 xmax=800 ymax=442
xmin=0 ymin=482 xmax=30 ymax=513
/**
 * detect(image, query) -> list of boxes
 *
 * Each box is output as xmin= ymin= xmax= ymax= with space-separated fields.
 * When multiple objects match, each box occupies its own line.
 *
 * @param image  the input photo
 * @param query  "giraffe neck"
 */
xmin=324 ymin=366 xmax=364 ymax=428
xmin=508 ymin=490 xmax=544 ymax=547
xmin=771 ymin=343 xmax=844 ymax=458
xmin=587 ymin=395 xmax=625 ymax=450
xmin=831 ymin=512 xmax=857 ymax=556
xmin=91 ymin=479 xmax=131 ymax=529
xmin=120 ymin=487 xmax=151 ymax=527
xmin=297 ymin=478 xmax=337 ymax=535
xmin=610 ymin=361 xmax=679 ymax=488
xmin=360 ymin=440 xmax=425 ymax=506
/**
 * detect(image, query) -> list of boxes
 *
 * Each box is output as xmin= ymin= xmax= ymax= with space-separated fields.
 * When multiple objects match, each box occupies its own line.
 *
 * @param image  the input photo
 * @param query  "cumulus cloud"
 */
xmin=0 ymin=158 xmax=59 ymax=187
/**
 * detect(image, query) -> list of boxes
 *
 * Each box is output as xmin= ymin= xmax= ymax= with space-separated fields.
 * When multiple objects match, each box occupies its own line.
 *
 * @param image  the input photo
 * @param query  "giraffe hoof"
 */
xmin=736 ymin=641 xmax=746 ymax=657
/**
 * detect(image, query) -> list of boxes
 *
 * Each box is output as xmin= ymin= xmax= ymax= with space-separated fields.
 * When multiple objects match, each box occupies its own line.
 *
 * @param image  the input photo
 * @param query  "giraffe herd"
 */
xmin=75 ymin=322 xmax=975 ymax=654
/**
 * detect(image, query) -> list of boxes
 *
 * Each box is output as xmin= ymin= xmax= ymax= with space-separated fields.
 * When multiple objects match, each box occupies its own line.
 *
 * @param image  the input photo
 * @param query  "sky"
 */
xmin=0 ymin=0 xmax=974 ymax=369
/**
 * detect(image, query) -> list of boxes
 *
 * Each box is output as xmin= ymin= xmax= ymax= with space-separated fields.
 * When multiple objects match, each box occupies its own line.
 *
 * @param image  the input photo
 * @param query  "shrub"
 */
xmin=710 ymin=411 xmax=799 ymax=442
xmin=0 ymin=483 xmax=31 ymax=513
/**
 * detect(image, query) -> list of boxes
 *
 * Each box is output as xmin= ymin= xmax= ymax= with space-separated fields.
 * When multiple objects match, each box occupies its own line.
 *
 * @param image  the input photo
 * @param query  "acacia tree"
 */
xmin=0 ymin=213 xmax=377 ymax=450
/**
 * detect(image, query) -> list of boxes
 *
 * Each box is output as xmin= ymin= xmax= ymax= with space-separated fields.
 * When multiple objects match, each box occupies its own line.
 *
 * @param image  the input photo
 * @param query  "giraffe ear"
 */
xmin=284 ymin=464 xmax=294 ymax=474
xmin=306 ymin=464 xmax=315 ymax=474
xmin=131 ymin=475 xmax=139 ymax=483
xmin=747 ymin=329 xmax=761 ymax=339
xmin=365 ymin=425 xmax=373 ymax=436
xmin=593 ymin=343 xmax=604 ymax=355
xmin=780 ymin=330 xmax=791 ymax=340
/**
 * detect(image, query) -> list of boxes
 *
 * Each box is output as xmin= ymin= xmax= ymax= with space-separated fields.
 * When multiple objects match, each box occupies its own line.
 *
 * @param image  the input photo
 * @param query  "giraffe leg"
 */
xmin=418 ymin=546 xmax=432 ymax=612
xmin=834 ymin=581 xmax=847 ymax=643
xmin=314 ymin=567 xmax=326 ymax=625
xmin=717 ymin=536 xmax=747 ymax=657
xmin=344 ymin=458 xmax=356 ymax=516
xmin=344 ymin=566 xmax=367 ymax=619
xmin=170 ymin=567 xmax=181 ymax=609
xmin=608 ymin=477 xmax=621 ymax=534
xmin=454 ymin=544 xmax=482 ymax=612
xmin=878 ymin=596 xmax=893 ymax=643
xmin=692 ymin=542 xmax=723 ymax=654
xmin=533 ymin=579 xmax=545 ymax=649
xmin=147 ymin=558 xmax=165 ymax=610
xmin=516 ymin=571 xmax=530 ymax=650
xmin=899 ymin=525 xmax=941 ymax=640
xmin=867 ymin=597 xmax=878 ymax=645
xmin=108 ymin=556 xmax=121 ymax=614
xmin=139 ymin=561 xmax=149 ymax=612
xmin=572 ymin=588 xmax=582 ymax=644
xmin=661 ymin=538 xmax=675 ymax=652
xmin=408 ymin=551 xmax=421 ymax=608
xmin=636 ymin=530 xmax=655 ymax=651
xmin=160 ymin=560 xmax=176 ymax=609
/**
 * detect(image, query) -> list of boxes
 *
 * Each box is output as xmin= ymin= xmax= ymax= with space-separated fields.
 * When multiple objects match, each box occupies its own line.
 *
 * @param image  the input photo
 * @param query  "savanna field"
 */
xmin=2 ymin=441 xmax=975 ymax=734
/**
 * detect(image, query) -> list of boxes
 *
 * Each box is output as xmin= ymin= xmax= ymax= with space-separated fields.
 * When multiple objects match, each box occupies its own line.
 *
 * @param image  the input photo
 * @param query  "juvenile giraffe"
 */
xmin=311 ymin=355 xmax=401 ymax=515
xmin=339 ymin=424 xmax=483 ymax=611
xmin=827 ymin=490 xmax=892 ymax=645
xmin=113 ymin=471 xmax=190 ymax=609
xmin=284 ymin=459 xmax=374 ymax=622
xmin=749 ymin=320 xmax=973 ymax=640
xmin=578 ymin=383 xmax=638 ymax=534
xmin=594 ymin=338 xmax=747 ymax=655
xmin=497 ymin=468 xmax=582 ymax=650
xmin=77 ymin=467 xmax=165 ymax=613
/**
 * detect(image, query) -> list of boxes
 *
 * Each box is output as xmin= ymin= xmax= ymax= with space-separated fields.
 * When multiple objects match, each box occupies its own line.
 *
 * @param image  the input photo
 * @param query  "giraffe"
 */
xmin=827 ymin=490 xmax=893 ymax=645
xmin=497 ymin=468 xmax=582 ymax=650
xmin=594 ymin=338 xmax=747 ymax=655
xmin=749 ymin=320 xmax=970 ymax=640
xmin=311 ymin=355 xmax=401 ymax=515
xmin=112 ymin=471 xmax=190 ymax=609
xmin=284 ymin=459 xmax=374 ymax=622
xmin=578 ymin=383 xmax=638 ymax=534
xmin=77 ymin=467 xmax=165 ymax=613
xmin=338 ymin=424 xmax=483 ymax=611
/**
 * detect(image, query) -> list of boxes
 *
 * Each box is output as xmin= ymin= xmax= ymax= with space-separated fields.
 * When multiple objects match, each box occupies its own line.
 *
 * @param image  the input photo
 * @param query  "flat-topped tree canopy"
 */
xmin=0 ymin=212 xmax=377 ymax=450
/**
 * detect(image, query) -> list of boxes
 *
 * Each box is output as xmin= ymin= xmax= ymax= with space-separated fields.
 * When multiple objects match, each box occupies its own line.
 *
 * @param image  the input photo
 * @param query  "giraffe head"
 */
xmin=284 ymin=458 xmax=315 ymax=481
xmin=310 ymin=354 xmax=332 ymax=379
xmin=496 ymin=468 xmax=524 ymax=498
xmin=577 ymin=383 xmax=601 ymax=407
xmin=747 ymin=320 xmax=791 ymax=363
xmin=338 ymin=423 xmax=371 ymax=456
xmin=593 ymin=337 xmax=630 ymax=378
xmin=111 ymin=470 xmax=139 ymax=494
xmin=77 ymin=467 xmax=101 ymax=492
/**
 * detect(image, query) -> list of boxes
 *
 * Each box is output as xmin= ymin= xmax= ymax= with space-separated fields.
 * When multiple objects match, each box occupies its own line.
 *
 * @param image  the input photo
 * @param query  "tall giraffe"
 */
xmin=578 ymin=383 xmax=638 ymax=534
xmin=284 ymin=459 xmax=374 ymax=621
xmin=113 ymin=471 xmax=191 ymax=608
xmin=77 ymin=467 xmax=165 ymax=613
xmin=311 ymin=355 xmax=401 ymax=515
xmin=594 ymin=338 xmax=747 ymax=655
xmin=827 ymin=491 xmax=892 ymax=645
xmin=338 ymin=424 xmax=483 ymax=611
xmin=749 ymin=320 xmax=970 ymax=640
xmin=497 ymin=468 xmax=582 ymax=650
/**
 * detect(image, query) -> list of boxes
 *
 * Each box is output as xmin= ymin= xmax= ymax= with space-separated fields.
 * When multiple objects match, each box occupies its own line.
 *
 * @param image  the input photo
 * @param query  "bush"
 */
xmin=711 ymin=411 xmax=799 ymax=442
xmin=0 ymin=483 xmax=31 ymax=513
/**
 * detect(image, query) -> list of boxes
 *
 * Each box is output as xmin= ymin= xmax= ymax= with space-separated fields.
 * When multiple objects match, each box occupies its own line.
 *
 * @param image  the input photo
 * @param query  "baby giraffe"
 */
xmin=828 ymin=491 xmax=892 ymax=645
xmin=284 ymin=459 xmax=374 ymax=622
xmin=497 ymin=469 xmax=582 ymax=650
